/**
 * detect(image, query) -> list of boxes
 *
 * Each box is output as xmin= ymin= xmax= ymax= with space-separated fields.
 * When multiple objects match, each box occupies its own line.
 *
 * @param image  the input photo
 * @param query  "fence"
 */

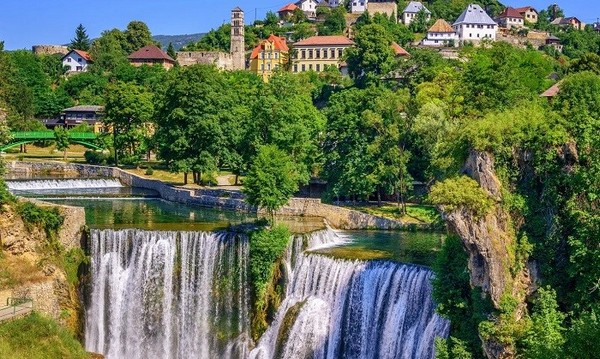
xmin=0 ymin=298 xmax=34 ymax=322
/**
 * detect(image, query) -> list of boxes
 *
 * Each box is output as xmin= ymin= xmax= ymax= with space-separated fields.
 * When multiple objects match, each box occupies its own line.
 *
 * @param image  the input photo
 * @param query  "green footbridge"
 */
xmin=1 ymin=131 xmax=104 ymax=152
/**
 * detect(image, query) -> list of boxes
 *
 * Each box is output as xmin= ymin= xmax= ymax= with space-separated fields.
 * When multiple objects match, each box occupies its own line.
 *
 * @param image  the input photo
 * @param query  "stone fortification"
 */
xmin=7 ymin=161 xmax=417 ymax=230
xmin=367 ymin=2 xmax=398 ymax=21
xmin=176 ymin=51 xmax=234 ymax=70
xmin=32 ymin=45 xmax=69 ymax=56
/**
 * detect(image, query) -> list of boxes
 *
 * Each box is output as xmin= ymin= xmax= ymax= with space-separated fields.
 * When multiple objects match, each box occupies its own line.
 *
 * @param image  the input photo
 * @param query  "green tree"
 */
xmin=522 ymin=287 xmax=566 ymax=359
xmin=166 ymin=42 xmax=177 ymax=60
xmin=104 ymin=81 xmax=154 ymax=165
xmin=243 ymin=145 xmax=304 ymax=219
xmin=69 ymin=24 xmax=91 ymax=51
xmin=409 ymin=9 xmax=430 ymax=33
xmin=123 ymin=21 xmax=155 ymax=54
xmin=318 ymin=6 xmax=347 ymax=35
xmin=90 ymin=29 xmax=128 ymax=72
xmin=54 ymin=126 xmax=70 ymax=160
xmin=346 ymin=24 xmax=396 ymax=86
xmin=565 ymin=306 xmax=600 ymax=358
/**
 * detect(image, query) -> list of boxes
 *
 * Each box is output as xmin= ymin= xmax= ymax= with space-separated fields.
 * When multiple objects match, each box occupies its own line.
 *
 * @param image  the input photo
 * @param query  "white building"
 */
xmin=350 ymin=0 xmax=367 ymax=13
xmin=295 ymin=0 xmax=319 ymax=19
xmin=402 ymin=1 xmax=431 ymax=26
xmin=452 ymin=4 xmax=498 ymax=44
xmin=325 ymin=0 xmax=344 ymax=7
xmin=62 ymin=49 xmax=92 ymax=73
xmin=496 ymin=7 xmax=524 ymax=29
xmin=422 ymin=19 xmax=458 ymax=47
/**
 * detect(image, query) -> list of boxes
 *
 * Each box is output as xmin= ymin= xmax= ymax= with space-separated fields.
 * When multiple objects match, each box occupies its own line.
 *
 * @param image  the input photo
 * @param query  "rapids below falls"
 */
xmin=8 ymin=177 xmax=450 ymax=359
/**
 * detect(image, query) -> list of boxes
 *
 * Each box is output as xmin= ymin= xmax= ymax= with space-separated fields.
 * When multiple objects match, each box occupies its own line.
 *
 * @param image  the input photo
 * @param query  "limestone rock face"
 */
xmin=443 ymin=150 xmax=536 ymax=359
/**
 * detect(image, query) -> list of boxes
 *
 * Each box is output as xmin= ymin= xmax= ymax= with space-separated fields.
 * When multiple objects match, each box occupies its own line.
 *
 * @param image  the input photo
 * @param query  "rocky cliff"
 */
xmin=0 ymin=202 xmax=86 ymax=333
xmin=443 ymin=151 xmax=536 ymax=359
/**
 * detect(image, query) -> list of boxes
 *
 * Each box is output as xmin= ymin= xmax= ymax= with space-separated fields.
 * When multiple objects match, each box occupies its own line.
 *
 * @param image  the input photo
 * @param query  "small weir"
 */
xmin=6 ymin=178 xmax=123 ymax=191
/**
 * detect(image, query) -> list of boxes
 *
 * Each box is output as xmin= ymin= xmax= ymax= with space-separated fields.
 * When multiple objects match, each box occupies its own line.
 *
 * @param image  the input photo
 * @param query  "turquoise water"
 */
xmin=45 ymin=198 xmax=256 ymax=231
xmin=312 ymin=230 xmax=444 ymax=267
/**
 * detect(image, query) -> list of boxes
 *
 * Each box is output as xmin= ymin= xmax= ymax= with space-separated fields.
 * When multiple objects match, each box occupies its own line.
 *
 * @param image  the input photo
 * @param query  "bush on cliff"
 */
xmin=429 ymin=176 xmax=495 ymax=218
xmin=248 ymin=224 xmax=291 ymax=340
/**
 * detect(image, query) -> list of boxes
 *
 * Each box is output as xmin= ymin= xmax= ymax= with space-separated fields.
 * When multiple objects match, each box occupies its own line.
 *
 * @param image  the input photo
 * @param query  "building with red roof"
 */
xmin=278 ymin=3 xmax=299 ymax=20
xmin=496 ymin=7 xmax=525 ymax=29
xmin=62 ymin=49 xmax=93 ymax=73
xmin=249 ymin=35 xmax=290 ymax=81
xmin=292 ymin=36 xmax=355 ymax=74
xmin=514 ymin=6 xmax=538 ymax=24
xmin=128 ymin=45 xmax=176 ymax=70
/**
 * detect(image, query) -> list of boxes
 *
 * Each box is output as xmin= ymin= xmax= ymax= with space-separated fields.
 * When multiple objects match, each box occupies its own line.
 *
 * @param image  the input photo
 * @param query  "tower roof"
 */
xmin=453 ymin=4 xmax=497 ymax=26
xmin=232 ymin=6 xmax=243 ymax=12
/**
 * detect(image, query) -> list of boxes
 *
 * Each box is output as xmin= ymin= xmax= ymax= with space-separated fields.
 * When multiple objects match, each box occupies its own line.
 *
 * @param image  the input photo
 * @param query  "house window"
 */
xmin=316 ymin=64 xmax=321 ymax=71
xmin=308 ymin=50 xmax=313 ymax=59
xmin=275 ymin=52 xmax=279 ymax=59
xmin=323 ymin=50 xmax=328 ymax=59
xmin=261 ymin=64 xmax=264 ymax=70
xmin=316 ymin=49 xmax=321 ymax=58
xmin=77 ymin=57 xmax=82 ymax=62
xmin=67 ymin=58 xmax=72 ymax=62
xmin=294 ymin=64 xmax=298 ymax=72
xmin=267 ymin=63 xmax=271 ymax=70
xmin=309 ymin=64 xmax=313 ymax=70
xmin=76 ymin=66 xmax=83 ymax=71
xmin=302 ymin=64 xmax=306 ymax=71
xmin=338 ymin=48 xmax=343 ymax=58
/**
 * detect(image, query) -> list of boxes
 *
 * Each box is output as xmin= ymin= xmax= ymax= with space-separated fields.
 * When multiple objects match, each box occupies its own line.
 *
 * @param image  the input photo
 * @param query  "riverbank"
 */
xmin=7 ymin=161 xmax=429 ymax=230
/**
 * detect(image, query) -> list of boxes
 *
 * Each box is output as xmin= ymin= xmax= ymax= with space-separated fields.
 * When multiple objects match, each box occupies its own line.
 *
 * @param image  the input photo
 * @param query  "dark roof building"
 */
xmin=128 ymin=45 xmax=176 ymax=69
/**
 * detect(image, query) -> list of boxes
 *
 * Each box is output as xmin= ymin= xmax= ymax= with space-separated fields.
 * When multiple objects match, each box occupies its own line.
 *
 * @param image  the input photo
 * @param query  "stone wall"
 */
xmin=32 ymin=45 xmax=69 ymax=56
xmin=176 ymin=51 xmax=234 ymax=70
xmin=6 ymin=161 xmax=416 ymax=230
xmin=367 ymin=2 xmax=398 ymax=21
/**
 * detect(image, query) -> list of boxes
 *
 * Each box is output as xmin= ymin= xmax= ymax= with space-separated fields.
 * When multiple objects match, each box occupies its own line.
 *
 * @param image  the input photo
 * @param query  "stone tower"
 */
xmin=231 ymin=7 xmax=245 ymax=70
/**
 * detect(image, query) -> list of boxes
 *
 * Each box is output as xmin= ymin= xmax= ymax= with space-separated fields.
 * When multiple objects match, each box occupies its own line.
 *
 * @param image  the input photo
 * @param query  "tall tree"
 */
xmin=243 ymin=144 xmax=304 ymax=220
xmin=123 ymin=21 xmax=155 ymax=53
xmin=166 ymin=42 xmax=177 ymax=60
xmin=104 ymin=81 xmax=154 ymax=165
xmin=69 ymin=24 xmax=91 ymax=51
xmin=54 ymin=126 xmax=70 ymax=160
xmin=345 ymin=24 xmax=396 ymax=86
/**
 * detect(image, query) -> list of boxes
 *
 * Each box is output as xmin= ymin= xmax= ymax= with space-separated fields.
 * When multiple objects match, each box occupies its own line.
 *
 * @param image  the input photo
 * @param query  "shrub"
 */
xmin=16 ymin=202 xmax=64 ymax=239
xmin=145 ymin=166 xmax=154 ymax=176
xmin=84 ymin=150 xmax=110 ymax=165
xmin=429 ymin=176 xmax=495 ymax=218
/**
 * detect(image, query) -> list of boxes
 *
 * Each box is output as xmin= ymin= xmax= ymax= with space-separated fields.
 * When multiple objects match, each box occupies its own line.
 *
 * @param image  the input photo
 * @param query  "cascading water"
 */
xmin=251 ymin=229 xmax=450 ymax=359
xmin=6 ymin=178 xmax=123 ymax=191
xmin=86 ymin=227 xmax=449 ymax=359
xmin=85 ymin=229 xmax=250 ymax=359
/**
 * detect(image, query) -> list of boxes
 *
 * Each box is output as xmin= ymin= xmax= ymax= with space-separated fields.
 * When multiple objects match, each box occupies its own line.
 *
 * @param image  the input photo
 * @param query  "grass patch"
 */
xmin=0 ymin=312 xmax=89 ymax=359
xmin=350 ymin=203 xmax=441 ymax=224
xmin=16 ymin=202 xmax=64 ymax=239
xmin=0 ymin=255 xmax=47 ymax=290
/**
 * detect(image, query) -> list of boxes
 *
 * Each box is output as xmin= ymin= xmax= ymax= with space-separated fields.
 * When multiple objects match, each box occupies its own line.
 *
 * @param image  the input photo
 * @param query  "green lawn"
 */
xmin=350 ymin=203 xmax=441 ymax=224
xmin=0 ymin=312 xmax=89 ymax=359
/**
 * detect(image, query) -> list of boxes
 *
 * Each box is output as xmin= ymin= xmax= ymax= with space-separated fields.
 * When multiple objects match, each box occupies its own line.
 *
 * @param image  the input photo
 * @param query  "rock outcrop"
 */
xmin=443 ymin=150 xmax=536 ymax=359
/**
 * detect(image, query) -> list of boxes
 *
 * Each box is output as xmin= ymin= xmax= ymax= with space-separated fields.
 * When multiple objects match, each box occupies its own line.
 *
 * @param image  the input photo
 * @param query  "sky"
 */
xmin=0 ymin=0 xmax=597 ymax=50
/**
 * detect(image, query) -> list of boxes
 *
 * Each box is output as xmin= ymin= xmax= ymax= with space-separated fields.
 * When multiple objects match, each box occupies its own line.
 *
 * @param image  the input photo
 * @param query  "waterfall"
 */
xmin=6 ymin=178 xmax=123 ymax=191
xmin=251 ymin=229 xmax=450 ymax=359
xmin=85 ymin=229 xmax=250 ymax=359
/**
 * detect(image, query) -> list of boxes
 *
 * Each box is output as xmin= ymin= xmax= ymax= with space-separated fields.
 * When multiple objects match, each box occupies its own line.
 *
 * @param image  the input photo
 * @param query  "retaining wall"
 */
xmin=7 ymin=161 xmax=414 ymax=230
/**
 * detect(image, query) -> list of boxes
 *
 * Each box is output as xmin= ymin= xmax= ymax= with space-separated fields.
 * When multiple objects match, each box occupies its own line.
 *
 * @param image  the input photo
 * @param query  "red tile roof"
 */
xmin=278 ymin=3 xmax=298 ymax=12
xmin=73 ymin=49 xmax=92 ymax=61
xmin=391 ymin=42 xmax=409 ymax=56
xmin=294 ymin=36 xmax=355 ymax=46
xmin=250 ymin=35 xmax=289 ymax=59
xmin=540 ymin=82 xmax=561 ymax=98
xmin=514 ymin=6 xmax=537 ymax=14
xmin=128 ymin=45 xmax=175 ymax=62
xmin=498 ymin=7 xmax=524 ymax=19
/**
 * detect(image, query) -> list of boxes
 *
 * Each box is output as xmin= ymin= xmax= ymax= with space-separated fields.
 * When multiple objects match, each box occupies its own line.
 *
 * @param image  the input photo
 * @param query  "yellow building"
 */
xmin=291 ymin=36 xmax=355 ymax=74
xmin=249 ymin=35 xmax=289 ymax=81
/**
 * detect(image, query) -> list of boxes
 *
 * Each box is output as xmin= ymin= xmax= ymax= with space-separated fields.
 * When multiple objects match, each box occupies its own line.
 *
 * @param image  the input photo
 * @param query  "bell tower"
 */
xmin=231 ymin=7 xmax=245 ymax=70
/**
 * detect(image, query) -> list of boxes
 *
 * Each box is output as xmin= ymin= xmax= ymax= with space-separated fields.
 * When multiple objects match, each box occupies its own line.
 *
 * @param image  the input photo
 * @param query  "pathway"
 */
xmin=0 ymin=298 xmax=33 ymax=323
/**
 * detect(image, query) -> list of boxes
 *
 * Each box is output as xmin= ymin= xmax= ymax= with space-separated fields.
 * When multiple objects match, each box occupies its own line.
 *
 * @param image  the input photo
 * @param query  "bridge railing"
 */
xmin=0 ymin=298 xmax=34 ymax=322
xmin=11 ymin=131 xmax=97 ymax=140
